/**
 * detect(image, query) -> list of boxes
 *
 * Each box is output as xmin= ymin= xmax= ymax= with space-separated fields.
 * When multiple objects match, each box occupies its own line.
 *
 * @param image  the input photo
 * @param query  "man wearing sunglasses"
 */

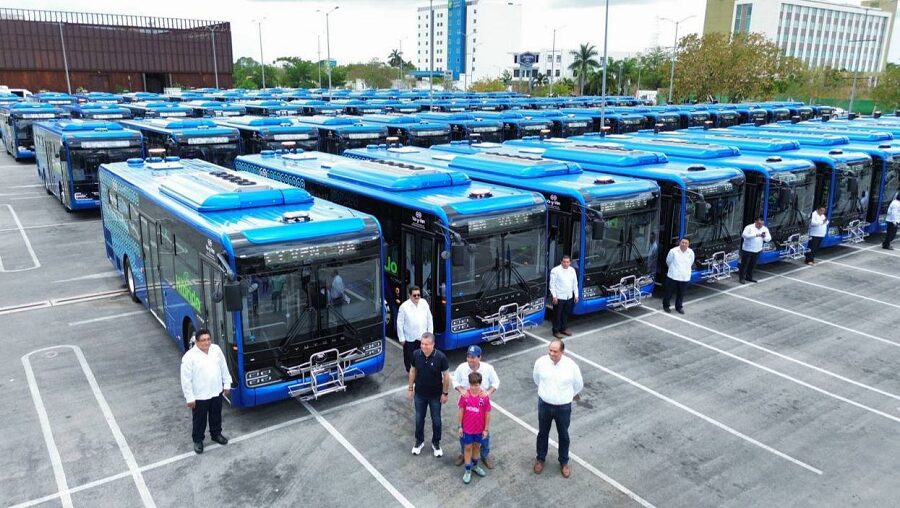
xmin=397 ymin=285 xmax=434 ymax=372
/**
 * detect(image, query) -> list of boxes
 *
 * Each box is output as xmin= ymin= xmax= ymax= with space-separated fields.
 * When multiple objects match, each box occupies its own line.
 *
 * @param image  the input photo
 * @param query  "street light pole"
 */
xmin=317 ymin=35 xmax=322 ymax=88
xmin=550 ymin=28 xmax=557 ymax=88
xmin=254 ymin=18 xmax=267 ymax=89
xmin=599 ymin=0 xmax=609 ymax=135
xmin=205 ymin=26 xmax=220 ymax=89
xmin=660 ymin=15 xmax=694 ymax=105
xmin=848 ymin=7 xmax=874 ymax=115
xmin=399 ymin=38 xmax=404 ymax=86
xmin=429 ymin=0 xmax=435 ymax=108
xmin=317 ymin=6 xmax=339 ymax=100
xmin=57 ymin=22 xmax=72 ymax=94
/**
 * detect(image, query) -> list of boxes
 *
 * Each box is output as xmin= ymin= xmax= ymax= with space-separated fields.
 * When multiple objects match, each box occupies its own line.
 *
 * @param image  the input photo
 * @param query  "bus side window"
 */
xmin=403 ymin=231 xmax=415 ymax=288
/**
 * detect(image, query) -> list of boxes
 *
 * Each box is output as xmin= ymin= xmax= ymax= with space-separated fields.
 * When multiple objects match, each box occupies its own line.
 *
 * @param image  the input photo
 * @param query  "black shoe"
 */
xmin=211 ymin=434 xmax=228 ymax=445
xmin=663 ymin=307 xmax=671 ymax=313
xmin=884 ymin=245 xmax=895 ymax=250
xmin=747 ymin=278 xmax=758 ymax=283
xmin=739 ymin=279 xmax=746 ymax=284
xmin=675 ymin=308 xmax=685 ymax=315
xmin=193 ymin=441 xmax=204 ymax=454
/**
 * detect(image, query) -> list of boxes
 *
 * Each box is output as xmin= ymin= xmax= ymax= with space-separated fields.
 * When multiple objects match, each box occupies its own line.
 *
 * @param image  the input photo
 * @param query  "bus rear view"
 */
xmin=120 ymin=118 xmax=241 ymax=168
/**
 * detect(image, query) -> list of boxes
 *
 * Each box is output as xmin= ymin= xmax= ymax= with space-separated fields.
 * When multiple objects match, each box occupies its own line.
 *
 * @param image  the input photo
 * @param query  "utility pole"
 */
xmin=317 ymin=35 xmax=322 ymax=88
xmin=254 ymin=18 xmax=267 ymax=88
xmin=848 ymin=7 xmax=874 ymax=115
xmin=57 ymin=22 xmax=72 ymax=94
xmin=205 ymin=26 xmax=220 ymax=89
xmin=660 ymin=15 xmax=694 ymax=105
xmin=550 ymin=28 xmax=557 ymax=88
xmin=599 ymin=0 xmax=609 ymax=134
xmin=317 ymin=7 xmax=339 ymax=100
xmin=429 ymin=0 xmax=435 ymax=108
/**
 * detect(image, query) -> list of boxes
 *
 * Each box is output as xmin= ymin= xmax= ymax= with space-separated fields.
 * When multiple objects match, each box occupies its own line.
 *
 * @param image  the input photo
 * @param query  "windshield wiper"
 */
xmin=504 ymin=244 xmax=536 ymax=300
xmin=278 ymin=307 xmax=316 ymax=354
xmin=327 ymin=303 xmax=359 ymax=337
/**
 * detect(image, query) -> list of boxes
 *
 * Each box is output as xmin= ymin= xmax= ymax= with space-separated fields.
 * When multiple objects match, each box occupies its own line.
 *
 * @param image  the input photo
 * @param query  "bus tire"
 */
xmin=183 ymin=320 xmax=195 ymax=352
xmin=124 ymin=258 xmax=140 ymax=303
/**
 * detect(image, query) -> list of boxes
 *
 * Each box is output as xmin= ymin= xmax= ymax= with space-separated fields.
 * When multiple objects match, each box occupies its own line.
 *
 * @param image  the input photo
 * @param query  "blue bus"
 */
xmin=472 ymin=111 xmax=554 ymax=141
xmin=100 ymin=157 xmax=385 ymax=406
xmin=330 ymin=99 xmax=385 ymax=116
xmin=74 ymin=92 xmax=124 ymax=104
xmin=125 ymin=101 xmax=193 ymax=119
xmin=627 ymin=132 xmax=819 ymax=263
xmin=707 ymin=107 xmax=741 ymax=128
xmin=735 ymin=105 xmax=769 ymax=125
xmin=347 ymin=143 xmax=661 ymax=312
xmin=288 ymin=99 xmax=343 ymax=117
xmin=517 ymin=110 xmax=594 ymax=138
xmin=243 ymin=100 xmax=303 ymax=117
xmin=674 ymin=128 xmax=873 ymax=246
xmin=368 ymin=100 xmax=421 ymax=115
xmin=119 ymin=118 xmax=240 ymax=167
xmin=294 ymin=116 xmax=388 ymax=154
xmin=416 ymin=112 xmax=505 ymax=143
xmin=736 ymin=122 xmax=894 ymax=144
xmin=507 ymin=137 xmax=747 ymax=282
xmin=63 ymin=102 xmax=133 ymax=120
xmin=359 ymin=114 xmax=452 ymax=148
xmin=30 ymin=92 xmax=78 ymax=106
xmin=185 ymin=100 xmax=247 ymax=118
xmin=634 ymin=108 xmax=681 ymax=132
xmin=214 ymin=116 xmax=319 ymax=154
xmin=34 ymin=119 xmax=143 ymax=211
xmin=235 ymin=150 xmax=548 ymax=350
xmin=0 ymin=102 xmax=69 ymax=160
xmin=0 ymin=92 xmax=22 ymax=106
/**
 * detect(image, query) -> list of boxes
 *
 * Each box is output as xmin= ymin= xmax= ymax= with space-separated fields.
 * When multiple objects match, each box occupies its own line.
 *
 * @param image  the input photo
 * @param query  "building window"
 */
xmin=733 ymin=3 xmax=752 ymax=33
xmin=556 ymin=69 xmax=560 ymax=77
xmin=514 ymin=69 xmax=520 ymax=77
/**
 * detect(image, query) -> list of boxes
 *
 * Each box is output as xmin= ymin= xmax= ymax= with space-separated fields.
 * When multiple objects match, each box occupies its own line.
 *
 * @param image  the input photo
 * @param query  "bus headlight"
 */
xmin=451 ymin=317 xmax=475 ymax=333
xmin=246 ymin=368 xmax=280 ymax=387
xmin=529 ymin=297 xmax=545 ymax=311
xmin=361 ymin=340 xmax=383 ymax=357
xmin=828 ymin=226 xmax=839 ymax=236
xmin=582 ymin=286 xmax=600 ymax=298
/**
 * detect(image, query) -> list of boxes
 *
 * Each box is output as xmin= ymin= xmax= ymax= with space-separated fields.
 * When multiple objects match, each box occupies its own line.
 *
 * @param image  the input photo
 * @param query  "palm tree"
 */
xmin=569 ymin=43 xmax=600 ymax=95
xmin=388 ymin=49 xmax=403 ymax=68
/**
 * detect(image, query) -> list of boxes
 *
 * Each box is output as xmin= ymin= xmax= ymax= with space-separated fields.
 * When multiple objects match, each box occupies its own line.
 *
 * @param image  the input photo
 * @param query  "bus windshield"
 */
xmin=237 ymin=249 xmax=382 ymax=353
xmin=15 ymin=119 xmax=35 ymax=143
xmin=70 ymin=147 xmax=143 ymax=197
xmin=684 ymin=181 xmax=744 ymax=249
xmin=766 ymin=169 xmax=815 ymax=233
xmin=174 ymin=142 xmax=239 ymax=167
xmin=583 ymin=194 xmax=659 ymax=276
xmin=451 ymin=208 xmax=547 ymax=301
xmin=880 ymin=157 xmax=900 ymax=216
xmin=831 ymin=160 xmax=873 ymax=222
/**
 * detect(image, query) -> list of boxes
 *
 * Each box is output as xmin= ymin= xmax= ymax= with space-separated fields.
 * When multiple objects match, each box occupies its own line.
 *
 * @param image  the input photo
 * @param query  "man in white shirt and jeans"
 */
xmin=549 ymin=255 xmax=578 ymax=339
xmin=739 ymin=216 xmax=770 ymax=283
xmin=882 ymin=193 xmax=900 ymax=250
xmin=452 ymin=345 xmax=500 ymax=469
xmin=805 ymin=206 xmax=829 ymax=265
xmin=180 ymin=329 xmax=232 ymax=454
xmin=396 ymin=285 xmax=434 ymax=372
xmin=663 ymin=238 xmax=694 ymax=314
xmin=533 ymin=339 xmax=583 ymax=479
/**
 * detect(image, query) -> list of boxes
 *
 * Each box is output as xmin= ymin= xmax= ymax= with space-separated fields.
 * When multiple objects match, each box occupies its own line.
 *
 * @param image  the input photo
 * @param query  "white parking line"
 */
xmin=757 ymin=269 xmax=900 ymax=310
xmin=492 ymin=402 xmax=655 ymax=508
xmin=0 ymin=204 xmax=41 ymax=272
xmin=301 ymin=400 xmax=415 ymax=508
xmin=69 ymin=310 xmax=146 ymax=326
xmin=0 ymin=220 xmax=100 ymax=234
xmin=827 ymin=260 xmax=900 ymax=280
xmin=523 ymin=331 xmax=823 ymax=475
xmin=618 ymin=310 xmax=900 ymax=422
xmin=702 ymin=286 xmax=900 ymax=349
xmin=21 ymin=345 xmax=157 ymax=508
xmin=845 ymin=243 xmax=900 ymax=258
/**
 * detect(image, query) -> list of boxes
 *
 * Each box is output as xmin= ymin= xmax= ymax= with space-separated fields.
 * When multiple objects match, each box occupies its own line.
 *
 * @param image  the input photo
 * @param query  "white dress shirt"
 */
xmin=741 ymin=224 xmax=771 ymax=253
xmin=329 ymin=274 xmax=345 ymax=301
xmin=396 ymin=298 xmax=433 ymax=343
xmin=809 ymin=211 xmax=829 ymax=238
xmin=886 ymin=198 xmax=900 ymax=224
xmin=533 ymin=355 xmax=583 ymax=405
xmin=181 ymin=344 xmax=232 ymax=403
xmin=549 ymin=264 xmax=578 ymax=300
xmin=452 ymin=361 xmax=500 ymax=391
xmin=666 ymin=246 xmax=695 ymax=282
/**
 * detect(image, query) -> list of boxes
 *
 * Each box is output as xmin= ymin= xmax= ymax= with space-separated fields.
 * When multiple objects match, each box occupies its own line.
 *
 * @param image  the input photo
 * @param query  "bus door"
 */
xmin=547 ymin=208 xmax=573 ymax=267
xmin=402 ymin=226 xmax=444 ymax=333
xmin=139 ymin=215 xmax=165 ymax=320
xmin=201 ymin=260 xmax=237 ymax=378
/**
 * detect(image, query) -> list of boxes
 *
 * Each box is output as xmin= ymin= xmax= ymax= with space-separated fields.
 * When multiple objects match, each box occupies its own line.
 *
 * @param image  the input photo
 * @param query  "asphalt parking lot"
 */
xmin=1 ymin=149 xmax=898 ymax=508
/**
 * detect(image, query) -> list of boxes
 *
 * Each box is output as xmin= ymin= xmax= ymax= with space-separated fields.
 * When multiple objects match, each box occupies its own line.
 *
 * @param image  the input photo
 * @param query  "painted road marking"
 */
xmin=69 ymin=310 xmax=146 ymax=327
xmin=757 ymin=269 xmax=900 ymax=310
xmin=0 ymin=204 xmax=41 ymax=272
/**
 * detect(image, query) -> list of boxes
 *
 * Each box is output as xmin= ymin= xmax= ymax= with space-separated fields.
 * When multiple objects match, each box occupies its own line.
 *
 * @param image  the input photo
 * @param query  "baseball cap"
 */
xmin=466 ymin=345 xmax=482 ymax=357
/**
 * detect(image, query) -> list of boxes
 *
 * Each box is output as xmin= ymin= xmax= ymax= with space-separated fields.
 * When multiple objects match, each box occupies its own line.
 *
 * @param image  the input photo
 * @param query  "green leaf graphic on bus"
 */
xmin=175 ymin=272 xmax=202 ymax=313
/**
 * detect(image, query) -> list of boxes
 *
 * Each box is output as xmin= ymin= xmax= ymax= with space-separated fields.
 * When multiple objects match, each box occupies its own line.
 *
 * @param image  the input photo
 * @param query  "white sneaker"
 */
xmin=411 ymin=442 xmax=425 ymax=455
xmin=432 ymin=443 xmax=443 ymax=457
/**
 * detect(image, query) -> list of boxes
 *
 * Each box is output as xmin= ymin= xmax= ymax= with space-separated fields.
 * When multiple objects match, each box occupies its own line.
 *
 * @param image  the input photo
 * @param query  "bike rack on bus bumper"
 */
xmin=285 ymin=347 xmax=365 ymax=401
xmin=603 ymin=274 xmax=654 ymax=310
xmin=480 ymin=301 xmax=538 ymax=345
xmin=841 ymin=219 xmax=869 ymax=244
xmin=779 ymin=233 xmax=810 ymax=260
xmin=700 ymin=250 xmax=739 ymax=282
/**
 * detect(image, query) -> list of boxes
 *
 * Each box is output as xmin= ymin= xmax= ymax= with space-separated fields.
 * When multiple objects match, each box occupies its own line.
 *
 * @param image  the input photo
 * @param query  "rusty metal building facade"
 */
xmin=0 ymin=9 xmax=233 ymax=93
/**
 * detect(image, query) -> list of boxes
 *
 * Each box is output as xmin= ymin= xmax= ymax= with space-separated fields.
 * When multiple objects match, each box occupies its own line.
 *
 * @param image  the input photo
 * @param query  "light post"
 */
xmin=204 ymin=25 xmax=220 ymax=89
xmin=252 ymin=18 xmax=267 ymax=89
xmin=660 ymin=15 xmax=695 ymax=105
xmin=317 ymin=6 xmax=339 ymax=100
xmin=599 ymin=0 xmax=609 ymax=135
xmin=429 ymin=0 xmax=435 ymax=108
xmin=317 ymin=34 xmax=322 ymax=88
xmin=57 ymin=22 xmax=72 ymax=94
xmin=848 ymin=7 xmax=875 ymax=115
xmin=548 ymin=25 xmax=565 ymax=88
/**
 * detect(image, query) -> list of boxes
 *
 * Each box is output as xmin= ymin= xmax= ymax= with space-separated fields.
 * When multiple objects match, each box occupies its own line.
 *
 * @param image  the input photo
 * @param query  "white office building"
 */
xmin=416 ymin=0 xmax=522 ymax=84
xmin=704 ymin=0 xmax=896 ymax=73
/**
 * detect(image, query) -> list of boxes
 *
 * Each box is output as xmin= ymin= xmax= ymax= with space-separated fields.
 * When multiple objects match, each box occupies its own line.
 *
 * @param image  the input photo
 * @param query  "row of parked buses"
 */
xmin=4 ymin=87 xmax=896 ymax=408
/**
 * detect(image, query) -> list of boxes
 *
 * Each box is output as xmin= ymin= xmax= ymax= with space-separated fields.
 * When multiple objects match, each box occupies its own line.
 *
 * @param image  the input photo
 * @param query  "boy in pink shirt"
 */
xmin=457 ymin=372 xmax=492 ymax=484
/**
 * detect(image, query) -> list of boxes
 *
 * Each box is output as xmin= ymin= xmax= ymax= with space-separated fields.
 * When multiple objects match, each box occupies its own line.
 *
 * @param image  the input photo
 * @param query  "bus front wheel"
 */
xmin=124 ymin=258 xmax=140 ymax=303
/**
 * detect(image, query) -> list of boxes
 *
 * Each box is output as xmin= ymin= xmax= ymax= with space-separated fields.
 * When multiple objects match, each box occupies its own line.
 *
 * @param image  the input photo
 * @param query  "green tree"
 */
xmin=569 ymin=43 xmax=600 ymax=95
xmin=500 ymin=70 xmax=513 ymax=86
xmin=343 ymin=60 xmax=396 ymax=89
xmin=872 ymin=63 xmax=900 ymax=110
xmin=388 ymin=49 xmax=404 ymax=68
xmin=233 ymin=56 xmax=263 ymax=89
xmin=470 ymin=78 xmax=507 ymax=92
xmin=275 ymin=57 xmax=318 ymax=88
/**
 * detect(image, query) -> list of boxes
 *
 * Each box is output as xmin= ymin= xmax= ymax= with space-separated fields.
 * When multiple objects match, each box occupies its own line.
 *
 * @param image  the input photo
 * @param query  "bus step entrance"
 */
xmin=481 ymin=302 xmax=529 ymax=346
xmin=604 ymin=275 xmax=653 ymax=310
xmin=700 ymin=251 xmax=738 ymax=282
xmin=842 ymin=219 xmax=869 ymax=244
xmin=779 ymin=233 xmax=810 ymax=260
xmin=287 ymin=348 xmax=362 ymax=401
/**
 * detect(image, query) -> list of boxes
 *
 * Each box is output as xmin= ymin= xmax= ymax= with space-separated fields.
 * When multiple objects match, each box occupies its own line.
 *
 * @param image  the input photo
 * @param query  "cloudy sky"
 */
xmin=8 ymin=0 xmax=900 ymax=68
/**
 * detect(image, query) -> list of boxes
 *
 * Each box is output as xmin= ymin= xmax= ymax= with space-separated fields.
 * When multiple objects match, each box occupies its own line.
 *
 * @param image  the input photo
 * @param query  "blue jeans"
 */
xmin=536 ymin=398 xmax=572 ymax=465
xmin=459 ymin=431 xmax=491 ymax=458
xmin=414 ymin=393 xmax=442 ymax=446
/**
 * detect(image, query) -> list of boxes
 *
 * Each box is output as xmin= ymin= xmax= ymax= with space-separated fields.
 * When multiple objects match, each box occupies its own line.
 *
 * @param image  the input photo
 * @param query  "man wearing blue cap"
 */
xmin=451 ymin=344 xmax=500 ymax=469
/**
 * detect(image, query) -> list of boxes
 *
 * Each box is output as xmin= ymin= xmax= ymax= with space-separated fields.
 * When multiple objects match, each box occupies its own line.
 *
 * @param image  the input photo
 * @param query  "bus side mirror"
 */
xmin=451 ymin=244 xmax=466 ymax=267
xmin=591 ymin=219 xmax=605 ymax=239
xmin=223 ymin=281 xmax=243 ymax=312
